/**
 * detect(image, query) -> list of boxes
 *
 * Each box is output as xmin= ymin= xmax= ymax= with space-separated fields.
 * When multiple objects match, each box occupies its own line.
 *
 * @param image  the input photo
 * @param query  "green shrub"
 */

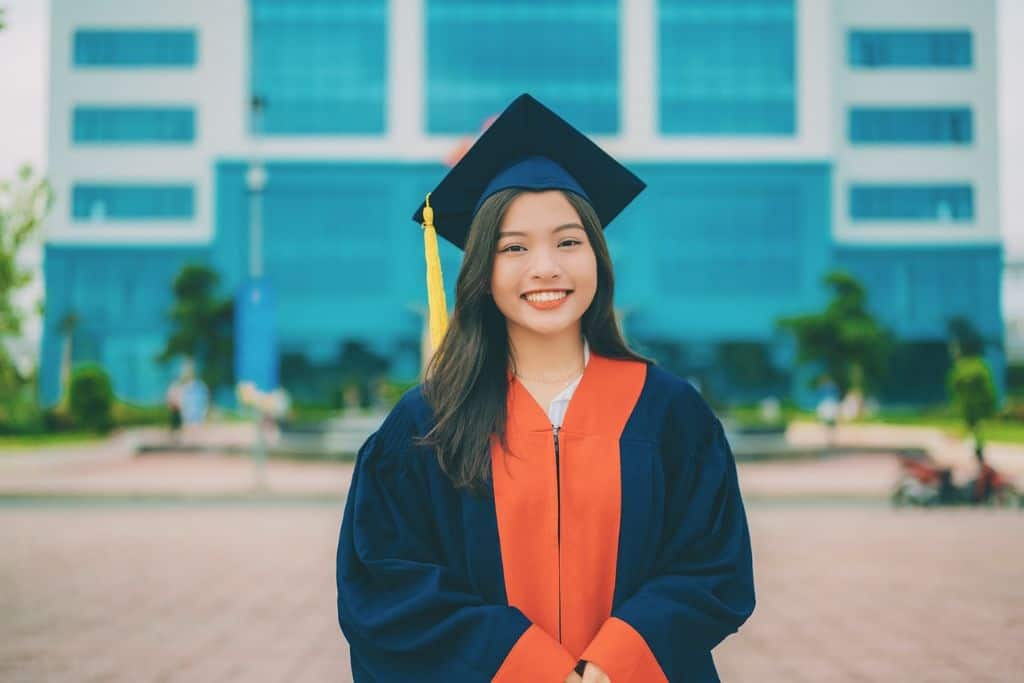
xmin=0 ymin=383 xmax=44 ymax=434
xmin=112 ymin=401 xmax=171 ymax=427
xmin=42 ymin=406 xmax=76 ymax=433
xmin=377 ymin=378 xmax=420 ymax=409
xmin=1006 ymin=361 xmax=1024 ymax=398
xmin=947 ymin=356 xmax=997 ymax=438
xmin=68 ymin=364 xmax=114 ymax=433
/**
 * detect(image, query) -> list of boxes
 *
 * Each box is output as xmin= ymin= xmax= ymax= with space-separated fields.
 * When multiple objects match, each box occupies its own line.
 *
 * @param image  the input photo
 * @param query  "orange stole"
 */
xmin=491 ymin=353 xmax=647 ymax=658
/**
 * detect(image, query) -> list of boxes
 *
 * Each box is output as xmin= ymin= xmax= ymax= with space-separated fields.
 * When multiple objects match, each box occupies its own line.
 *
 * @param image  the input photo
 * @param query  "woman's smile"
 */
xmin=521 ymin=289 xmax=573 ymax=310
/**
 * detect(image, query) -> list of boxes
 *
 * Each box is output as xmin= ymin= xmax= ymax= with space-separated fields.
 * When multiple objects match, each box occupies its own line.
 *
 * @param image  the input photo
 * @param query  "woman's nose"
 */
xmin=527 ymin=247 xmax=563 ymax=279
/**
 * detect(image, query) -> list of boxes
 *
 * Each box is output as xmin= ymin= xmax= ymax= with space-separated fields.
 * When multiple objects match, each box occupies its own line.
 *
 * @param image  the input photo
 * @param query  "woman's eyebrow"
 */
xmin=498 ymin=223 xmax=585 ymax=238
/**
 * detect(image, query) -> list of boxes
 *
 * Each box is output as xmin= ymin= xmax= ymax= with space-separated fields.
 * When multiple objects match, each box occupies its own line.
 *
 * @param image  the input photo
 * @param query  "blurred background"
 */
xmin=1 ymin=1 xmax=1022 ymax=681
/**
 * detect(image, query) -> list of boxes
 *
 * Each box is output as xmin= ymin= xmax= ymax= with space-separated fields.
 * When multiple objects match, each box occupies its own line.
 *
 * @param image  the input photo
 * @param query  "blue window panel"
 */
xmin=212 ymin=162 xmax=449 ymax=368
xmin=250 ymin=0 xmax=387 ymax=135
xmin=849 ymin=185 xmax=974 ymax=221
xmin=849 ymin=107 xmax=972 ymax=144
xmin=835 ymin=245 xmax=1002 ymax=340
xmin=39 ymin=245 xmax=210 ymax=405
xmin=73 ymin=30 xmax=197 ymax=67
xmin=659 ymin=0 xmax=796 ymax=135
xmin=73 ymin=107 xmax=195 ymax=143
xmin=848 ymin=30 xmax=971 ymax=68
xmin=610 ymin=164 xmax=832 ymax=342
xmin=212 ymin=161 xmax=831 ymax=351
xmin=651 ymin=185 xmax=803 ymax=295
xmin=835 ymin=245 xmax=1004 ymax=404
xmin=71 ymin=185 xmax=195 ymax=221
xmin=426 ymin=0 xmax=620 ymax=134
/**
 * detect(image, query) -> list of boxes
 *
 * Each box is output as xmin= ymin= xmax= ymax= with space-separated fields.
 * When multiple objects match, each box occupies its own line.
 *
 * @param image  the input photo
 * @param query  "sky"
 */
xmin=0 ymin=0 xmax=47 ymax=182
xmin=0 ymin=0 xmax=1021 ymax=370
xmin=0 ymin=0 xmax=48 ymax=374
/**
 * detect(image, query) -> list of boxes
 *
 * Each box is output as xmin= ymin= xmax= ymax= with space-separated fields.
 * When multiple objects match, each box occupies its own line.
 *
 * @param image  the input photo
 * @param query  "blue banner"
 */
xmin=234 ymin=277 xmax=278 ymax=392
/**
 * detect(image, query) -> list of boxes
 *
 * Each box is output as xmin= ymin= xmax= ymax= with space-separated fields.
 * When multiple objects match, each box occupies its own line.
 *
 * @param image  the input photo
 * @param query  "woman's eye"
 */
xmin=500 ymin=245 xmax=525 ymax=253
xmin=559 ymin=239 xmax=582 ymax=247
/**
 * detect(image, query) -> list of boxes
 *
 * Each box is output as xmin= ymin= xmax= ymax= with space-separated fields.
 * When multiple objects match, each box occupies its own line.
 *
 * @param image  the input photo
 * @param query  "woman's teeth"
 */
xmin=524 ymin=291 xmax=569 ymax=302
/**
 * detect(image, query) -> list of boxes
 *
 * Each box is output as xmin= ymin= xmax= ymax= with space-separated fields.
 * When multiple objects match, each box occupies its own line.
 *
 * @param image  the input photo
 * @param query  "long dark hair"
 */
xmin=417 ymin=188 xmax=650 ymax=495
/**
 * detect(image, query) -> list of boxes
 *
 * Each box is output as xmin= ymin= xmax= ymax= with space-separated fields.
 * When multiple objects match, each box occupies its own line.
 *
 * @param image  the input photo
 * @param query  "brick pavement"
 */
xmin=6 ymin=417 xmax=1023 ymax=501
xmin=0 ymin=452 xmax=350 ymax=498
xmin=1 ymin=501 xmax=1021 ymax=682
xmin=0 ymin=448 xmax=991 ymax=502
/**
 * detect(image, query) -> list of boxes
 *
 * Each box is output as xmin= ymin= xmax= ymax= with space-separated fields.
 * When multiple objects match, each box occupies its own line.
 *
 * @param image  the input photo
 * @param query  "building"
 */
xmin=41 ymin=0 xmax=1003 ymax=407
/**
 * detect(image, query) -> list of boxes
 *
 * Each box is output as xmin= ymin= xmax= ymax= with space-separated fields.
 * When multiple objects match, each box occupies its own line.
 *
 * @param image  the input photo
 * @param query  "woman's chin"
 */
xmin=510 ymin=314 xmax=580 ymax=339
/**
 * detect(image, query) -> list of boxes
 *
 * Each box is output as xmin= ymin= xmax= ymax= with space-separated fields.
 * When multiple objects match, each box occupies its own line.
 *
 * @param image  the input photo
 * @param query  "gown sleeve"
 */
xmin=336 ymin=396 xmax=578 ymax=682
xmin=579 ymin=387 xmax=756 ymax=682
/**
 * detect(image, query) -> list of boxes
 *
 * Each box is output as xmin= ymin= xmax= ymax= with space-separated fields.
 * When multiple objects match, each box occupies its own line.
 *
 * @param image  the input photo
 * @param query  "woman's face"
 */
xmin=490 ymin=190 xmax=598 ymax=339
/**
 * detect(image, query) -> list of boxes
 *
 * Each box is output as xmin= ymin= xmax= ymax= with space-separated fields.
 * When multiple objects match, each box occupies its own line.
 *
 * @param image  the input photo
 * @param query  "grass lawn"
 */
xmin=864 ymin=417 xmax=1024 ymax=445
xmin=0 ymin=432 xmax=106 ymax=452
xmin=730 ymin=400 xmax=1024 ymax=446
xmin=842 ymin=412 xmax=1024 ymax=445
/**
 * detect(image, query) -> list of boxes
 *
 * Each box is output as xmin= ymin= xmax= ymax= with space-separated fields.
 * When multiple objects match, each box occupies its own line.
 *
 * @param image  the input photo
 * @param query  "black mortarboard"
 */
xmin=413 ymin=93 xmax=646 ymax=250
xmin=414 ymin=93 xmax=646 ymax=351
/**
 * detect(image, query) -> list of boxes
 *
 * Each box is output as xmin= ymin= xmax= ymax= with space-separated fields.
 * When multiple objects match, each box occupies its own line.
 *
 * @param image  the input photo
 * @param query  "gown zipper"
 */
xmin=553 ymin=424 xmax=562 ymax=642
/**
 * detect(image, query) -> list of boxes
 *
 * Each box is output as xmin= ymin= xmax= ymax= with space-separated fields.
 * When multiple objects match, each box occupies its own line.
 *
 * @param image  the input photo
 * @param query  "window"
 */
xmin=659 ymin=0 xmax=796 ymax=135
xmin=426 ymin=0 xmax=619 ymax=134
xmin=250 ymin=0 xmax=387 ymax=135
xmin=73 ymin=30 xmax=197 ymax=67
xmin=849 ymin=107 xmax=972 ymax=144
xmin=73 ymin=107 xmax=195 ymax=143
xmin=849 ymin=185 xmax=974 ymax=221
xmin=652 ymin=181 xmax=806 ymax=295
xmin=72 ymin=184 xmax=195 ymax=221
xmin=849 ymin=30 xmax=971 ymax=68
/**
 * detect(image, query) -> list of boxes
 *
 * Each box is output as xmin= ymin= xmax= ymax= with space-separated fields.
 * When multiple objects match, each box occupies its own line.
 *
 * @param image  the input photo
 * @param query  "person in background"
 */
xmin=165 ymin=370 xmax=185 ymax=443
xmin=172 ymin=359 xmax=209 ymax=444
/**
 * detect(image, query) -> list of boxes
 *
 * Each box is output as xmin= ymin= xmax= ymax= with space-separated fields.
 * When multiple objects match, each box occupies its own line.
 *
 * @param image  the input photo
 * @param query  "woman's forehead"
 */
xmin=500 ymin=191 xmax=583 ymax=234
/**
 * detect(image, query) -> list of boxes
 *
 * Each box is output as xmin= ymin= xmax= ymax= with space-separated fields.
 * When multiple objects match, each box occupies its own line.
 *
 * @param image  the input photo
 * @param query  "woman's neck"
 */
xmin=507 ymin=324 xmax=586 ymax=382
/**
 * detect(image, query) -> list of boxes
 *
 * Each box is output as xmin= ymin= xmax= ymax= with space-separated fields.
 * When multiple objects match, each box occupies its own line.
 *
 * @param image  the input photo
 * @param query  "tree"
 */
xmin=947 ymin=356 xmax=997 ymax=461
xmin=947 ymin=316 xmax=986 ymax=359
xmin=0 ymin=165 xmax=53 ymax=414
xmin=68 ymin=363 xmax=115 ymax=433
xmin=777 ymin=270 xmax=892 ymax=398
xmin=336 ymin=340 xmax=391 ymax=409
xmin=157 ymin=264 xmax=234 ymax=395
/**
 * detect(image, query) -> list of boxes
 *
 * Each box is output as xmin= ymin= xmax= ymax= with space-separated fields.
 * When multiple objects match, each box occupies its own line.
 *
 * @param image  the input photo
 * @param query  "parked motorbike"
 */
xmin=891 ymin=454 xmax=1020 ymax=507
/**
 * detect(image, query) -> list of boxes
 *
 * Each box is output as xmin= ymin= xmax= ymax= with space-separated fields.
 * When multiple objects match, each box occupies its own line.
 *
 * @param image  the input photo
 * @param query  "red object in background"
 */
xmin=444 ymin=115 xmax=498 ymax=167
xmin=896 ymin=453 xmax=1018 ymax=505
xmin=898 ymin=455 xmax=947 ymax=485
xmin=973 ymin=462 xmax=1014 ymax=501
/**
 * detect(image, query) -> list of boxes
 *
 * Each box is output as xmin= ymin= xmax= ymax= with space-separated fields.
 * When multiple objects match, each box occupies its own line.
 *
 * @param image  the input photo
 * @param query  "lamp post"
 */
xmin=246 ymin=162 xmax=267 ymax=277
xmin=247 ymin=95 xmax=267 ymax=280
xmin=236 ymin=93 xmax=276 ymax=490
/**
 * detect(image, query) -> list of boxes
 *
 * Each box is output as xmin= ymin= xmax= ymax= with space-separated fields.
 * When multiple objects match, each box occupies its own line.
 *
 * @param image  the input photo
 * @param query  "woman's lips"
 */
xmin=522 ymin=291 xmax=572 ymax=310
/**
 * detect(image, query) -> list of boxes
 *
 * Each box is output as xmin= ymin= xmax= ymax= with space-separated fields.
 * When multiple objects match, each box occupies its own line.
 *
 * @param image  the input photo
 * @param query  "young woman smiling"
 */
xmin=336 ymin=94 xmax=755 ymax=683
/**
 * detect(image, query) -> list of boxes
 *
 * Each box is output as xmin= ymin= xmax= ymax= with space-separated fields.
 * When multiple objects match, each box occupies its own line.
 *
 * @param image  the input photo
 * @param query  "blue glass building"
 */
xmin=42 ymin=0 xmax=1003 ymax=407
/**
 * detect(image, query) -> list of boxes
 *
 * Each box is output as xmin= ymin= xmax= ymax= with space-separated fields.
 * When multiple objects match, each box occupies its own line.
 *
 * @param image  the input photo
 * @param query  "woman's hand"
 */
xmin=563 ymin=672 xmax=583 ymax=683
xmin=582 ymin=661 xmax=611 ymax=683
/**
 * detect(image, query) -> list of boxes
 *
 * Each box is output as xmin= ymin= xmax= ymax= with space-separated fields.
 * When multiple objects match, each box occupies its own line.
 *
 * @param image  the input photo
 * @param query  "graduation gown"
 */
xmin=336 ymin=353 xmax=755 ymax=681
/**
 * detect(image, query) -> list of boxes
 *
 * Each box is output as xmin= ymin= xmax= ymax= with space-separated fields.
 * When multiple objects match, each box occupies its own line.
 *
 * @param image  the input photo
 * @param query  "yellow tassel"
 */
xmin=422 ymin=193 xmax=449 ymax=351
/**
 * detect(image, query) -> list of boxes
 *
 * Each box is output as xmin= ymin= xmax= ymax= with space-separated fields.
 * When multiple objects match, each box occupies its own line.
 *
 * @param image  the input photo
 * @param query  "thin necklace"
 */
xmin=513 ymin=362 xmax=584 ymax=384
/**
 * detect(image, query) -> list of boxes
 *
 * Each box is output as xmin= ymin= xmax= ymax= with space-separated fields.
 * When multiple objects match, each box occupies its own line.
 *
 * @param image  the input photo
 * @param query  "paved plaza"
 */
xmin=1 ymin=499 xmax=1021 ymax=682
xmin=1 ymin=421 xmax=1022 ymax=681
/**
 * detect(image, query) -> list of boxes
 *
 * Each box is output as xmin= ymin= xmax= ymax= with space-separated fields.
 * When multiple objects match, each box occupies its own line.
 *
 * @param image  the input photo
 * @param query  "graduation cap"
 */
xmin=413 ymin=93 xmax=646 ymax=351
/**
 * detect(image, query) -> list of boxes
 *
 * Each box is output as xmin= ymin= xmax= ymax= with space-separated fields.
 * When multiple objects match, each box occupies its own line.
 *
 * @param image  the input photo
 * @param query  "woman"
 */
xmin=337 ymin=94 xmax=755 ymax=682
